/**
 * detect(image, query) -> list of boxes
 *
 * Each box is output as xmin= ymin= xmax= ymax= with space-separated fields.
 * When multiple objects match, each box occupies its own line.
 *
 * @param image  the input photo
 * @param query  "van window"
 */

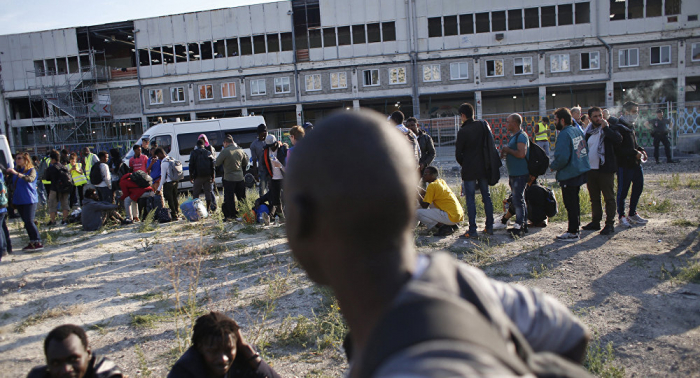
xmin=178 ymin=131 xmax=220 ymax=157
xmin=153 ymin=135 xmax=172 ymax=154
xmin=222 ymin=128 xmax=258 ymax=149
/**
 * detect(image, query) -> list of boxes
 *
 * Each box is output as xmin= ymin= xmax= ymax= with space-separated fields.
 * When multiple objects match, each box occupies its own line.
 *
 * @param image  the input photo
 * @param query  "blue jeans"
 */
xmin=509 ymin=174 xmax=529 ymax=227
xmin=463 ymin=178 xmax=493 ymax=234
xmin=15 ymin=203 xmax=41 ymax=243
xmin=617 ymin=165 xmax=644 ymax=218
xmin=37 ymin=181 xmax=47 ymax=205
xmin=0 ymin=213 xmax=6 ymax=260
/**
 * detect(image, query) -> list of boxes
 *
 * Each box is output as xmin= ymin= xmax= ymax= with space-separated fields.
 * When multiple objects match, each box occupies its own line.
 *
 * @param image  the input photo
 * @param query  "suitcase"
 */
xmin=180 ymin=198 xmax=209 ymax=222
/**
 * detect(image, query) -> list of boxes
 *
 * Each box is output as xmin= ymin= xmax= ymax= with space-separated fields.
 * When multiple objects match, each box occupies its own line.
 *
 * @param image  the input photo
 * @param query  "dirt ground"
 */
xmin=1 ymin=158 xmax=699 ymax=378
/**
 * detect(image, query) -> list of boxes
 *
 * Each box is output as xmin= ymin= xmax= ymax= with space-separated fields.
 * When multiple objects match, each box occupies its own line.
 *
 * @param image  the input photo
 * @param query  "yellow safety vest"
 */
xmin=535 ymin=122 xmax=549 ymax=141
xmin=69 ymin=163 xmax=88 ymax=186
xmin=84 ymin=153 xmax=96 ymax=175
xmin=41 ymin=156 xmax=51 ymax=185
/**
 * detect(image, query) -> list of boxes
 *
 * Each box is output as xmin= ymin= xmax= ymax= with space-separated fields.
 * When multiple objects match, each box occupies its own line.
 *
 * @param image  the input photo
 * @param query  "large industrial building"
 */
xmin=0 ymin=0 xmax=699 ymax=153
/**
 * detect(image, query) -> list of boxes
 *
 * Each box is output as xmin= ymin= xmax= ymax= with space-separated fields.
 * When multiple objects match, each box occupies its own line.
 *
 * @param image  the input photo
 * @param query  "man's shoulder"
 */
xmin=27 ymin=365 xmax=48 ymax=378
xmin=92 ymin=354 xmax=124 ymax=378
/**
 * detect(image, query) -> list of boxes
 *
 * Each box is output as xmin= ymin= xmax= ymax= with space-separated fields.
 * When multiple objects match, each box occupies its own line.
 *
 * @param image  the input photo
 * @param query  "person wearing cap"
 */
xmin=250 ymin=124 xmax=269 ymax=197
xmin=216 ymin=135 xmax=249 ymax=221
xmin=262 ymin=134 xmax=287 ymax=222
xmin=140 ymin=138 xmax=151 ymax=158
xmin=303 ymin=121 xmax=314 ymax=132
xmin=189 ymin=139 xmax=217 ymax=212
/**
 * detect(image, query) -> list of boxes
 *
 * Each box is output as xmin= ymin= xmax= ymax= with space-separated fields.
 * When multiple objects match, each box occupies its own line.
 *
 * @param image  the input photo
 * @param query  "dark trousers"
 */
xmin=269 ymin=179 xmax=283 ymax=215
xmin=97 ymin=186 xmax=113 ymax=204
xmin=163 ymin=181 xmax=180 ymax=219
xmin=2 ymin=216 xmax=11 ymax=253
xmin=0 ymin=213 xmax=6 ymax=259
xmin=192 ymin=176 xmax=216 ymax=211
xmin=653 ymin=135 xmax=672 ymax=162
xmin=222 ymin=179 xmax=246 ymax=219
xmin=587 ymin=170 xmax=616 ymax=226
xmin=617 ymin=165 xmax=644 ymax=218
xmin=561 ymin=184 xmax=581 ymax=234
xmin=15 ymin=203 xmax=40 ymax=243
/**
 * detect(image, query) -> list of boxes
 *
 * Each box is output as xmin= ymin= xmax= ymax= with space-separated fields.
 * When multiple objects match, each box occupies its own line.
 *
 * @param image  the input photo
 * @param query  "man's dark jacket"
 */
xmin=610 ymin=117 xmax=645 ymax=170
xmin=584 ymin=125 xmax=622 ymax=174
xmin=416 ymin=130 xmax=436 ymax=168
xmin=455 ymin=119 xmax=487 ymax=181
xmin=27 ymin=355 xmax=123 ymax=378
xmin=189 ymin=147 xmax=215 ymax=179
xmin=167 ymin=347 xmax=280 ymax=378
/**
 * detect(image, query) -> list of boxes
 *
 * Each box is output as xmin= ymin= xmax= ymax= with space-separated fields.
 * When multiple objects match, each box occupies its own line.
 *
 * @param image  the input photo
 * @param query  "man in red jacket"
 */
xmin=119 ymin=172 xmax=154 ymax=222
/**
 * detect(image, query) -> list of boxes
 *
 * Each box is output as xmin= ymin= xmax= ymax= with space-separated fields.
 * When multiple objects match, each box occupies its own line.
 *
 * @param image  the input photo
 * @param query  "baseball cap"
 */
xmin=265 ymin=134 xmax=276 ymax=145
xmin=303 ymin=122 xmax=313 ymax=129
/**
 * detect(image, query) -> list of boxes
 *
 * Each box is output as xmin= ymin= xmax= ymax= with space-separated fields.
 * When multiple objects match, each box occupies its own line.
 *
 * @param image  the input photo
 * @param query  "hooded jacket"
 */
xmin=550 ymin=124 xmax=591 ymax=182
xmin=610 ymin=117 xmax=645 ymax=170
xmin=81 ymin=197 xmax=118 ymax=231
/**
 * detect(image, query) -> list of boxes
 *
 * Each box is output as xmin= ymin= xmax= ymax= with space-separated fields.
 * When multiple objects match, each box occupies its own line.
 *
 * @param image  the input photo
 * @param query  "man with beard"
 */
xmin=615 ymin=101 xmax=649 ymax=228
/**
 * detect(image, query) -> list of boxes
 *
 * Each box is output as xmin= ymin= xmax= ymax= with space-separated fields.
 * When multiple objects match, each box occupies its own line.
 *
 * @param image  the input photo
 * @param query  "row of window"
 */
xmin=427 ymin=2 xmax=590 ymax=37
xmin=138 ymin=22 xmax=397 ymax=66
xmin=609 ymin=0 xmax=682 ymax=21
xmin=33 ymin=56 xmax=89 ymax=77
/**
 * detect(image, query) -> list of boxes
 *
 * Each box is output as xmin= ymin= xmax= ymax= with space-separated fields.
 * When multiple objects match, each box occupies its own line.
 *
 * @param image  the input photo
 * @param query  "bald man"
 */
xmin=284 ymin=110 xmax=591 ymax=377
xmin=500 ymin=113 xmax=530 ymax=237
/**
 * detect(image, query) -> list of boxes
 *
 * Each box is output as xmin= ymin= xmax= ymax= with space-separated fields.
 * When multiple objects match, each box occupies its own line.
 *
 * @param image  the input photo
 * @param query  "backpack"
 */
xmin=543 ymin=185 xmax=558 ymax=218
xmin=358 ymin=253 xmax=593 ymax=378
xmin=194 ymin=149 xmax=213 ymax=177
xmin=165 ymin=157 xmax=184 ymax=181
xmin=131 ymin=170 xmax=153 ymax=188
xmin=527 ymin=138 xmax=550 ymax=177
xmin=55 ymin=164 xmax=74 ymax=194
xmin=156 ymin=207 xmax=172 ymax=223
xmin=90 ymin=163 xmax=104 ymax=185
xmin=0 ymin=178 xmax=8 ymax=208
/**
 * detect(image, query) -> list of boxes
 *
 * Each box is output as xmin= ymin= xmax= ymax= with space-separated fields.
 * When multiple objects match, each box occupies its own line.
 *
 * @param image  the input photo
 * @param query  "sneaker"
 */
xmin=434 ymin=225 xmax=456 ymax=237
xmin=32 ymin=243 xmax=44 ymax=251
xmin=619 ymin=216 xmax=632 ymax=228
xmin=121 ymin=219 xmax=133 ymax=225
xmin=61 ymin=220 xmax=68 ymax=225
xmin=600 ymin=224 xmax=615 ymax=235
xmin=133 ymin=217 xmax=140 ymax=222
xmin=22 ymin=243 xmax=43 ymax=252
xmin=628 ymin=213 xmax=648 ymax=224
xmin=493 ymin=221 xmax=508 ymax=230
xmin=557 ymin=232 xmax=580 ymax=241
xmin=582 ymin=222 xmax=601 ymax=231
xmin=459 ymin=232 xmax=479 ymax=239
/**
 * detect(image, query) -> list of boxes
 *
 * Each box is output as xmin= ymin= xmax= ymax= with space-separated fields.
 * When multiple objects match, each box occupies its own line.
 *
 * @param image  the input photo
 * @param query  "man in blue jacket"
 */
xmin=550 ymin=108 xmax=591 ymax=241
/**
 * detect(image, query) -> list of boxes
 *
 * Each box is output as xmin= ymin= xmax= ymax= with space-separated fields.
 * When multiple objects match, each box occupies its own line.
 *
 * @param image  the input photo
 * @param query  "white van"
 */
xmin=0 ymin=135 xmax=14 ymax=170
xmin=125 ymin=116 xmax=265 ymax=190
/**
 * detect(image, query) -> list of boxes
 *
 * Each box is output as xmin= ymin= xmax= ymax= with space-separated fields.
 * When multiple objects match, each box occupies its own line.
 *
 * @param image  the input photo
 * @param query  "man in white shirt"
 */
xmin=94 ymin=151 xmax=113 ymax=203
xmin=155 ymin=148 xmax=181 ymax=221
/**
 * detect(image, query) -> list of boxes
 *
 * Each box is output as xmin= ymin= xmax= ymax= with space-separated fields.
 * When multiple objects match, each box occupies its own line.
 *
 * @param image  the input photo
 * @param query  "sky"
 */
xmin=0 ymin=0 xmax=279 ymax=35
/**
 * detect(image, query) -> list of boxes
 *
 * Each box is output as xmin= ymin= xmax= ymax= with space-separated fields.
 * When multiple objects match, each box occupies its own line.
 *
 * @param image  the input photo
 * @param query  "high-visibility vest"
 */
xmin=535 ymin=122 xmax=549 ymax=141
xmin=84 ymin=153 xmax=96 ymax=175
xmin=69 ymin=163 xmax=88 ymax=186
xmin=41 ymin=156 xmax=51 ymax=185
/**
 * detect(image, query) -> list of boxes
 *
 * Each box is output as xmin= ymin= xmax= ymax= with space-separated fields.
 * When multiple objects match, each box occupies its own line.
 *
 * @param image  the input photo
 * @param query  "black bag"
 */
xmin=90 ymin=163 xmax=104 ymax=185
xmin=131 ymin=170 xmax=153 ymax=188
xmin=55 ymin=164 xmax=74 ymax=194
xmin=527 ymin=138 xmax=550 ymax=177
xmin=544 ymin=186 xmax=558 ymax=218
xmin=481 ymin=121 xmax=502 ymax=186
xmin=156 ymin=207 xmax=172 ymax=223
xmin=138 ymin=195 xmax=157 ymax=219
xmin=194 ymin=149 xmax=214 ymax=177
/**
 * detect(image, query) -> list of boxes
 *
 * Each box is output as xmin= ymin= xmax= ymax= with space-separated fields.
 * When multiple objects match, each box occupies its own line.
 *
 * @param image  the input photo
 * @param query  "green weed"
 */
xmin=584 ymin=334 xmax=626 ymax=378
xmin=136 ymin=209 xmax=158 ymax=233
xmin=135 ymin=344 xmax=153 ymax=377
xmin=15 ymin=304 xmax=84 ymax=333
xmin=529 ymin=263 xmax=550 ymax=279
xmin=671 ymin=219 xmax=697 ymax=227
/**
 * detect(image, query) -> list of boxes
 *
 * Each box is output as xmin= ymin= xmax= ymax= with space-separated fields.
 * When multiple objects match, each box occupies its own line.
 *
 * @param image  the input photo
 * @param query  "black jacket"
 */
xmin=28 ymin=355 xmax=123 ymax=378
xmin=189 ymin=148 xmax=215 ymax=179
xmin=455 ymin=120 xmax=487 ymax=181
xmin=168 ymin=347 xmax=280 ymax=378
xmin=610 ymin=117 xmax=645 ymax=170
xmin=584 ymin=125 xmax=622 ymax=174
xmin=416 ymin=130 xmax=436 ymax=168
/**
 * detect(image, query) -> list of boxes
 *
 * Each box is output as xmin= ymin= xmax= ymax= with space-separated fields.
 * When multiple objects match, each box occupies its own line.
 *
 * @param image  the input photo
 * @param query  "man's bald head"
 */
xmin=284 ymin=110 xmax=418 ymax=284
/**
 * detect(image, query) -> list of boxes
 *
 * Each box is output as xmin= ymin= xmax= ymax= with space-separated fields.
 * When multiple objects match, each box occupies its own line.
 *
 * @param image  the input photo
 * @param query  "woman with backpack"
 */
xmin=5 ymin=152 xmax=43 ymax=251
xmin=68 ymin=152 xmax=87 ymax=207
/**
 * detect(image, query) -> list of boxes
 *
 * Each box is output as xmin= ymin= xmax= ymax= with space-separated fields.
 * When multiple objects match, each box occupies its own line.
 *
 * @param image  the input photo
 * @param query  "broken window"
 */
xmin=476 ymin=12 xmax=490 ymax=33
xmin=353 ymin=24 xmax=366 ymax=44
xmin=646 ymin=0 xmax=662 ymax=17
xmin=309 ymin=29 xmax=322 ymax=48
xmin=650 ymin=46 xmax=671 ymax=65
xmin=525 ymin=8 xmax=539 ymax=28
xmin=138 ymin=50 xmax=150 ymax=66
xmin=575 ymin=2 xmax=591 ymax=24
xmin=514 ymin=57 xmax=532 ymax=75
xmin=226 ymin=39 xmax=239 ymax=57
xmin=541 ymin=6 xmax=556 ymax=27
xmin=250 ymin=79 xmax=266 ymax=96
xmin=239 ymin=37 xmax=252 ymax=55
xmin=163 ymin=46 xmax=175 ymax=63
xmin=580 ymin=52 xmax=600 ymax=70
xmin=198 ymin=84 xmax=214 ymax=100
xmin=323 ymin=28 xmax=336 ymax=47
xmin=253 ymin=35 xmax=266 ymax=54
xmin=382 ymin=22 xmax=396 ymax=41
xmin=200 ymin=42 xmax=213 ymax=60
xmin=492 ymin=11 xmax=506 ymax=32
xmin=56 ymin=57 xmax=67 ymax=74
xmin=423 ymin=64 xmax=441 ymax=82
xmin=367 ymin=23 xmax=381 ymax=43
xmin=331 ymin=72 xmax=347 ymax=89
xmin=485 ymin=60 xmax=504 ymax=77
xmin=175 ymin=44 xmax=187 ymax=62
xmin=460 ymin=14 xmax=474 ymax=34
xmin=363 ymin=69 xmax=380 ymax=86
xmin=550 ymin=54 xmax=570 ymax=72
xmin=389 ymin=67 xmax=407 ymax=84
xmin=34 ymin=60 xmax=45 ymax=76
xmin=628 ymin=0 xmax=644 ymax=19
xmin=280 ymin=33 xmax=293 ymax=51
xmin=558 ymin=4 xmax=573 ymax=25
xmin=305 ymin=74 xmax=321 ymax=91
xmin=68 ymin=56 xmax=79 ymax=73
xmin=665 ymin=0 xmax=681 ymax=15
xmin=265 ymin=34 xmax=278 ymax=53
xmin=619 ymin=48 xmax=639 ymax=67
xmin=444 ymin=16 xmax=458 ymax=36
xmin=275 ymin=77 xmax=291 ymax=93
xmin=450 ymin=62 xmax=468 ymax=80
xmin=149 ymin=48 xmax=162 ymax=65
xmin=171 ymin=87 xmax=185 ymax=102
xmin=610 ymin=0 xmax=625 ymax=20
xmin=428 ymin=17 xmax=442 ymax=37
xmin=508 ymin=9 xmax=523 ymax=30
xmin=187 ymin=43 xmax=200 ymax=60
xmin=79 ymin=54 xmax=90 ymax=71
xmin=213 ymin=41 xmax=225 ymax=58
xmin=149 ymin=89 xmax=164 ymax=105
xmin=338 ymin=26 xmax=351 ymax=45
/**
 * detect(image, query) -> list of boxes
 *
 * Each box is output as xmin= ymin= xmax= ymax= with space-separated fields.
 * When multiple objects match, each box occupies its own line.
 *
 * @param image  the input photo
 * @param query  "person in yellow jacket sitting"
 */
xmin=535 ymin=116 xmax=551 ymax=156
xmin=417 ymin=166 xmax=465 ymax=237
xmin=68 ymin=152 xmax=88 ymax=207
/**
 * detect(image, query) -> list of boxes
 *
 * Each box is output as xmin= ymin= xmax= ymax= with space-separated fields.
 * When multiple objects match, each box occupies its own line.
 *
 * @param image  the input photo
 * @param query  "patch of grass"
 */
xmin=129 ymin=313 xmax=170 ymax=329
xmin=88 ymin=319 xmax=113 ymax=336
xmin=449 ymin=241 xmax=499 ymax=267
xmin=639 ymin=194 xmax=675 ymax=214
xmin=529 ymin=263 xmax=550 ymax=279
xmin=15 ymin=304 xmax=85 ymax=333
xmin=240 ymin=224 xmax=262 ymax=234
xmin=39 ymin=228 xmax=65 ymax=246
xmin=237 ymin=189 xmax=260 ymax=225
xmin=664 ymin=261 xmax=700 ymax=284
xmin=584 ymin=334 xmax=626 ymax=378
xmin=136 ymin=209 xmax=158 ymax=233
xmin=135 ymin=344 xmax=153 ymax=377
xmin=129 ymin=291 xmax=165 ymax=302
xmin=628 ymin=255 xmax=651 ymax=268
xmin=671 ymin=219 xmax=697 ymax=227
xmin=1 ymin=312 xmax=13 ymax=320
xmin=276 ymin=314 xmax=315 ymax=348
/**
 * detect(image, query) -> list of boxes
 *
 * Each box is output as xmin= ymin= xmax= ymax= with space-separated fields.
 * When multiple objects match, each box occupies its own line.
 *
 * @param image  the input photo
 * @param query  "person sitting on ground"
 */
xmin=168 ymin=311 xmax=280 ymax=378
xmin=27 ymin=324 xmax=123 ymax=378
xmin=284 ymin=110 xmax=591 ymax=377
xmin=119 ymin=172 xmax=154 ymax=223
xmin=494 ymin=175 xmax=553 ymax=229
xmin=81 ymin=188 xmax=129 ymax=231
xmin=416 ymin=166 xmax=463 ymax=236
